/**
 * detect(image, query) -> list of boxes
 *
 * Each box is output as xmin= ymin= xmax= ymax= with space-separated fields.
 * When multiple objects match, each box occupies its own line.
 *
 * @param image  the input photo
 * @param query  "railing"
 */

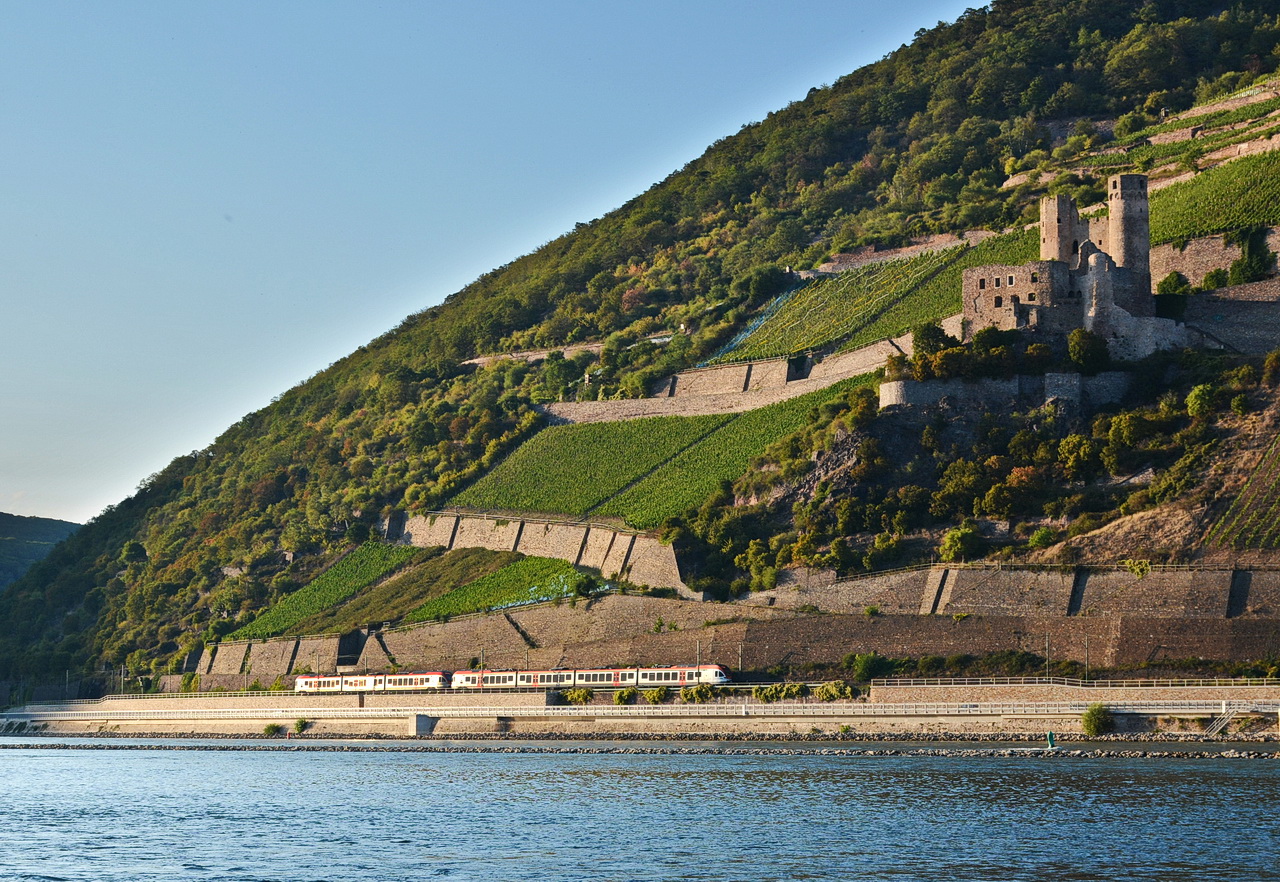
xmin=872 ymin=677 xmax=1280 ymax=689
xmin=7 ymin=699 xmax=1279 ymax=723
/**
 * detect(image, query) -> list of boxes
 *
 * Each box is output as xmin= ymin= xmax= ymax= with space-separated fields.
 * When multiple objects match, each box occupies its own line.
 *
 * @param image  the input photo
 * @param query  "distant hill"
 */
xmin=0 ymin=513 xmax=78 ymax=589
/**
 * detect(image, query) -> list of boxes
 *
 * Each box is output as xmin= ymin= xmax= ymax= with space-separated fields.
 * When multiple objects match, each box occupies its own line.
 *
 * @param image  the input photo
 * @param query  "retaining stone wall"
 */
xmin=869 ymin=683 xmax=1280 ymax=704
xmin=207 ymin=642 xmax=248 ymax=675
xmin=1149 ymin=230 xmax=1280 ymax=286
xmin=292 ymin=636 xmax=339 ymax=674
xmin=244 ymin=638 xmax=297 ymax=681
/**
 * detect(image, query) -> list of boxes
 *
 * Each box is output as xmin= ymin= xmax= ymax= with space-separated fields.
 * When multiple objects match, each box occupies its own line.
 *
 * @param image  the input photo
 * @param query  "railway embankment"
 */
xmin=6 ymin=678 xmax=1277 ymax=739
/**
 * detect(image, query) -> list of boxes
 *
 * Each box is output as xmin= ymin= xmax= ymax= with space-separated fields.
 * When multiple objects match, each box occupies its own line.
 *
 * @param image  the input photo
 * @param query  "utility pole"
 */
xmin=1044 ymin=634 xmax=1050 ymax=679
xmin=1085 ymin=634 xmax=1090 ymax=680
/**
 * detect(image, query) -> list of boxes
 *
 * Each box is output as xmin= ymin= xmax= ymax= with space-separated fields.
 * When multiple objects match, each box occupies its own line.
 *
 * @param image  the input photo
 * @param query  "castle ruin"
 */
xmin=961 ymin=174 xmax=1193 ymax=360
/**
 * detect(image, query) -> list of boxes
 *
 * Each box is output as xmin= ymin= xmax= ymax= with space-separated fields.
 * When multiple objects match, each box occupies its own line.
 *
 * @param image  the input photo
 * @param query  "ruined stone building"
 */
xmin=961 ymin=174 xmax=1193 ymax=359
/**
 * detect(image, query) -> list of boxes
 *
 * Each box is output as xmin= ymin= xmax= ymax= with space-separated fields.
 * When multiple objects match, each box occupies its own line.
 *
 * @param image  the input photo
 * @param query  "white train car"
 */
xmin=294 ymin=672 xmax=449 ymax=693
xmin=450 ymin=664 xmax=730 ymax=690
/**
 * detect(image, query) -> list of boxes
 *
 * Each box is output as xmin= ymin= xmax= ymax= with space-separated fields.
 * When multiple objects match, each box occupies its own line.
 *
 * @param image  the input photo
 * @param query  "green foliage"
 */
xmin=293 ymin=718 xmax=310 ymax=734
xmin=1122 ymin=558 xmax=1152 ymax=579
xmin=405 ymin=556 xmax=590 ymax=622
xmin=1067 ymin=329 xmax=1109 ymax=375
xmin=229 ymin=543 xmax=425 ymax=640
xmin=844 ymin=651 xmax=893 ymax=682
xmin=614 ymin=686 xmax=638 ymax=705
xmin=1210 ymin=432 xmax=1280 ymax=549
xmin=939 ymin=523 xmax=982 ymax=563
xmin=1027 ymin=526 xmax=1057 ymax=549
xmin=1185 ymin=384 xmax=1216 ymax=419
xmin=642 ymin=686 xmax=669 ymax=705
xmin=680 ymin=683 xmax=719 ymax=703
xmin=0 ymin=513 xmax=79 ymax=591
xmin=1081 ymin=703 xmax=1115 ymax=737
xmin=263 ymin=723 xmax=286 ymax=737
xmin=562 ymin=687 xmax=593 ymax=705
xmin=814 ymin=680 xmax=856 ymax=701
xmin=752 ymin=682 xmax=810 ymax=702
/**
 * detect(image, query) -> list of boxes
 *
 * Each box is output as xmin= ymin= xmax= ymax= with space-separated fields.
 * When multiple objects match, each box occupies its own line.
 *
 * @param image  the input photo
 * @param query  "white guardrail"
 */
xmin=5 ymin=700 xmax=1279 ymax=723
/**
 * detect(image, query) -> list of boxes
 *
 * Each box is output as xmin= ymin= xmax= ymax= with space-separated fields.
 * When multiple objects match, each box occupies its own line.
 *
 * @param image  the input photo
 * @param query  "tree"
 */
xmin=939 ymin=522 xmax=982 ymax=562
xmin=1185 ymin=384 xmax=1215 ymax=419
xmin=1067 ymin=328 xmax=1109 ymax=374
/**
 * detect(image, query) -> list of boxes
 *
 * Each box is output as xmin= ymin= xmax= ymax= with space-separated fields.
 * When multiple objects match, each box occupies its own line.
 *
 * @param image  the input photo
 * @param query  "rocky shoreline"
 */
xmin=0 ymin=740 xmax=1276 ymax=759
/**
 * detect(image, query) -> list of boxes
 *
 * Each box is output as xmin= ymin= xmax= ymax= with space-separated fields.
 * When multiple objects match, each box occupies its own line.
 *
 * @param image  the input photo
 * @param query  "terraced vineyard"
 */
xmin=832 ymin=228 xmax=1038 ymax=352
xmin=595 ymin=375 xmax=876 ymax=528
xmin=1149 ymin=152 xmax=1280 ymax=244
xmin=405 ymin=556 xmax=584 ymax=622
xmin=449 ymin=413 xmax=732 ymax=516
xmin=230 ymin=543 xmax=425 ymax=639
xmin=1208 ymin=431 xmax=1280 ymax=549
xmin=710 ymin=247 xmax=964 ymax=362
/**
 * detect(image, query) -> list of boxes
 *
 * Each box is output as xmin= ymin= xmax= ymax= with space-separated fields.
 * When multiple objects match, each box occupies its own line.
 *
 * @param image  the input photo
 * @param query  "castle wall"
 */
xmin=961 ymin=262 xmax=1063 ymax=333
xmin=879 ymin=372 xmax=1130 ymax=411
xmin=1183 ymin=279 xmax=1280 ymax=354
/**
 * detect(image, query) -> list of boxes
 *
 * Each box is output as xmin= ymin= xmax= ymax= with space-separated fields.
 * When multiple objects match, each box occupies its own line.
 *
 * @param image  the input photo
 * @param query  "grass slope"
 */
xmin=289 ymin=546 xmax=520 ymax=635
xmin=405 ymin=556 xmax=585 ymax=622
xmin=595 ymin=375 xmax=878 ymax=528
xmin=449 ymin=413 xmax=732 ymax=516
xmin=231 ymin=543 xmax=426 ymax=639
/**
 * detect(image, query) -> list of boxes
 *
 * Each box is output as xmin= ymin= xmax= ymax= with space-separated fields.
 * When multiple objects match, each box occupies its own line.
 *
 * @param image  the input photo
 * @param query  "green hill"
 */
xmin=0 ymin=513 xmax=78 ymax=590
xmin=5 ymin=0 xmax=1280 ymax=684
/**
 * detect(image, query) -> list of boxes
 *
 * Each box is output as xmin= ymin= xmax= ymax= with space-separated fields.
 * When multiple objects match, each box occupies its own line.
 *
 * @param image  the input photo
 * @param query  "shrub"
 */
xmin=814 ymin=681 xmax=856 ymax=701
xmin=752 ymin=682 xmax=810 ymax=703
xmin=562 ymin=688 xmax=594 ymax=705
xmin=614 ymin=686 xmax=638 ymax=705
xmin=293 ymin=719 xmax=310 ymax=734
xmin=642 ymin=686 xmax=669 ymax=705
xmin=1081 ymin=703 xmax=1115 ymax=736
xmin=1186 ymin=384 xmax=1216 ymax=419
xmin=844 ymin=651 xmax=894 ymax=682
xmin=680 ymin=683 xmax=718 ymax=703
xmin=263 ymin=723 xmax=286 ymax=737
xmin=1027 ymin=526 xmax=1056 ymax=548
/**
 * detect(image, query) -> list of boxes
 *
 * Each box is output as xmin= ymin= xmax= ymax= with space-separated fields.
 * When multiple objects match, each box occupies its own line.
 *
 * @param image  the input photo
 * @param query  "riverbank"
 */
xmin=1 ymin=740 xmax=1277 ymax=759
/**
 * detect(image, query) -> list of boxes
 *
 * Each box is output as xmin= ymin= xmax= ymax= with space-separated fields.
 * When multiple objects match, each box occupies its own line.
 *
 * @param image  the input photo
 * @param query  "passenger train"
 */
xmin=293 ymin=664 xmax=730 ymax=693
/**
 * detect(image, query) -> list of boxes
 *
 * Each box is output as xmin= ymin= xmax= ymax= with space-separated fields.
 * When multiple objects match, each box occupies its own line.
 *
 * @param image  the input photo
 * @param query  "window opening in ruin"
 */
xmin=1028 ymin=292 xmax=1036 ymax=302
xmin=994 ymin=296 xmax=1003 ymax=308
xmin=1008 ymin=275 xmax=1015 ymax=285
xmin=1030 ymin=272 xmax=1038 ymax=283
xmin=994 ymin=277 xmax=1001 ymax=288
xmin=1072 ymin=240 xmax=1079 ymax=254
xmin=979 ymin=278 xmax=986 ymax=290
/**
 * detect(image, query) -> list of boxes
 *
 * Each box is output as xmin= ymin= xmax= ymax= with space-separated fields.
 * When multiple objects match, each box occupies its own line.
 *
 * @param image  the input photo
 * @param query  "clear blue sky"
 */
xmin=0 ymin=1 xmax=973 ymax=524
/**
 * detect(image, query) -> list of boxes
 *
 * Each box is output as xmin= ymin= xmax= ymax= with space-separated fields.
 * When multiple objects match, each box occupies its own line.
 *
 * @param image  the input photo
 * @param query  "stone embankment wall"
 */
xmin=542 ymin=317 xmax=963 ymax=425
xmin=399 ymin=512 xmax=684 ymax=591
xmin=869 ymin=682 xmax=1280 ymax=704
xmin=1184 ymin=278 xmax=1280 ymax=354
xmin=1149 ymin=229 xmax=1280 ymax=287
xmin=879 ymin=372 xmax=1130 ymax=412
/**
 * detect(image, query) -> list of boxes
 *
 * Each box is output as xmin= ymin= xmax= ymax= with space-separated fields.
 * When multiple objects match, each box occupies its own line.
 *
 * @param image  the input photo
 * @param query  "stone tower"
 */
xmin=1040 ymin=194 xmax=1085 ymax=266
xmin=1107 ymin=173 xmax=1150 ymax=292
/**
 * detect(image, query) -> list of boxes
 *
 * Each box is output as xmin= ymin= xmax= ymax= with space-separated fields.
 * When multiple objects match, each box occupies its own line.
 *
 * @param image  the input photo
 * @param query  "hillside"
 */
xmin=6 ymin=0 xmax=1280 ymax=687
xmin=0 ymin=513 xmax=78 ymax=590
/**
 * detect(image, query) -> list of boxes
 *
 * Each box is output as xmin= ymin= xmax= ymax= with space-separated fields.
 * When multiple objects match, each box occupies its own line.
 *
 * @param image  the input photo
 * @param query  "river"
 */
xmin=2 ymin=737 xmax=1278 ymax=881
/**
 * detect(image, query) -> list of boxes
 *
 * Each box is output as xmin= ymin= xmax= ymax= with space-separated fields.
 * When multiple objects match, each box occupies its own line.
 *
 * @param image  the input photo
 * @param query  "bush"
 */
xmin=293 ymin=719 xmax=310 ymax=734
xmin=263 ymin=723 xmax=286 ymax=737
xmin=814 ymin=680 xmax=856 ymax=701
xmin=844 ymin=651 xmax=894 ymax=682
xmin=1027 ymin=526 xmax=1056 ymax=548
xmin=642 ymin=686 xmax=669 ymax=705
xmin=1081 ymin=703 xmax=1114 ymax=736
xmin=680 ymin=683 xmax=718 ymax=703
xmin=562 ymin=688 xmax=594 ymax=705
xmin=752 ymin=682 xmax=810 ymax=703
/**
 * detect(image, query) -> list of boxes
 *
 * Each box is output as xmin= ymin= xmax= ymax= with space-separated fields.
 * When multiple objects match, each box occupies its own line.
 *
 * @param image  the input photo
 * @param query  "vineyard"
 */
xmin=834 ymin=228 xmax=1039 ymax=353
xmin=448 ymin=413 xmax=732 ymax=516
xmin=594 ymin=375 xmax=876 ymax=528
xmin=709 ymin=247 xmax=964 ymax=362
xmin=1149 ymin=152 xmax=1280 ymax=244
xmin=230 ymin=543 xmax=425 ymax=640
xmin=286 ymin=547 xmax=519 ymax=636
xmin=1208 ymin=431 xmax=1280 ymax=550
xmin=405 ymin=556 xmax=585 ymax=622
